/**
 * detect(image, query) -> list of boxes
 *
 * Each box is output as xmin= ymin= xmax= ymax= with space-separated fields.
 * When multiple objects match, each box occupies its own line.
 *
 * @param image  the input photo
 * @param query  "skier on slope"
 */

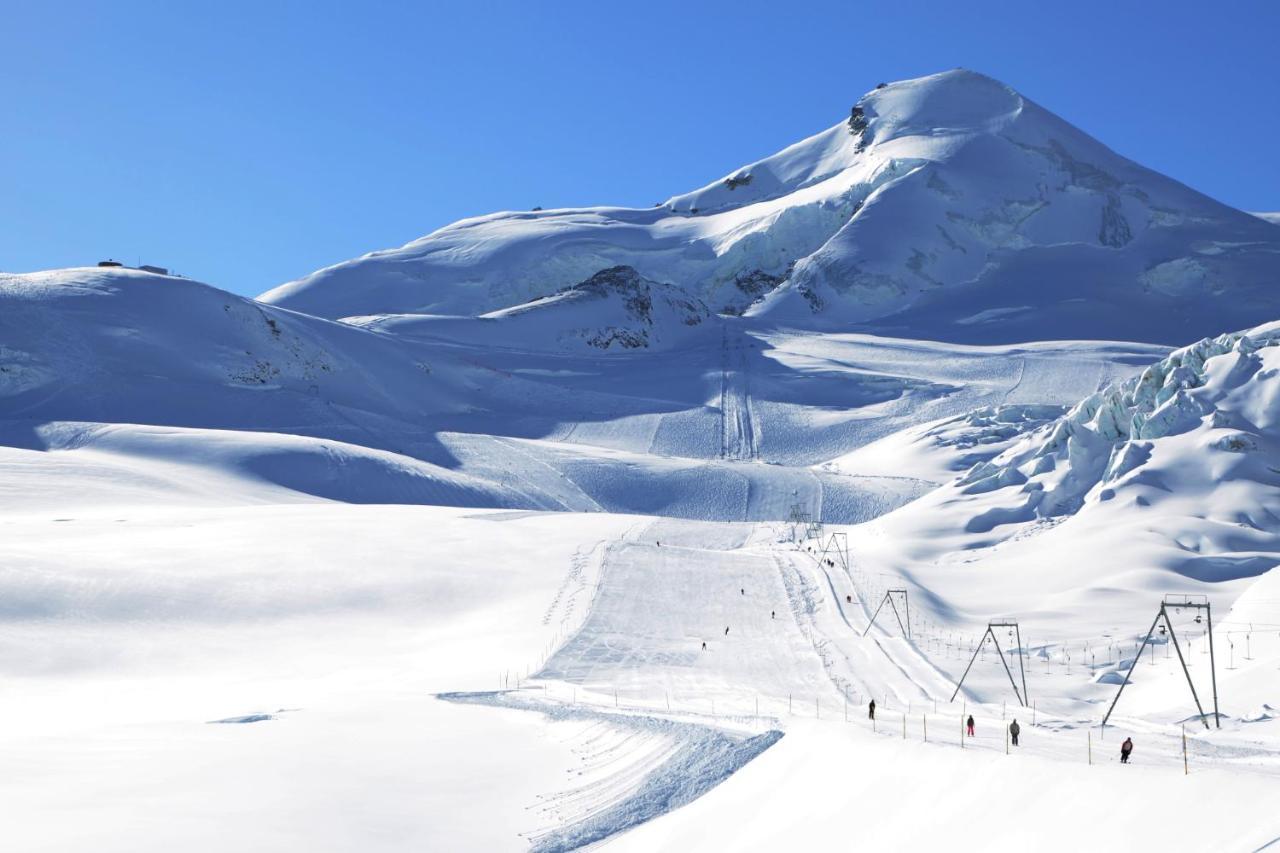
xmin=725 ymin=626 xmax=730 ymax=636
xmin=1120 ymin=737 xmax=1134 ymax=764
xmin=1009 ymin=719 xmax=1020 ymax=746
xmin=967 ymin=715 xmax=976 ymax=737
xmin=868 ymin=699 xmax=876 ymax=720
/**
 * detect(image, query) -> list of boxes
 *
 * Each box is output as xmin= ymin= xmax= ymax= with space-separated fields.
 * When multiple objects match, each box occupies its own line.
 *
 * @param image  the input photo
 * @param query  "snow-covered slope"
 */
xmin=263 ymin=70 xmax=1280 ymax=345
xmin=936 ymin=320 xmax=1280 ymax=545
xmin=857 ymin=320 xmax=1280 ymax=651
xmin=349 ymin=266 xmax=716 ymax=352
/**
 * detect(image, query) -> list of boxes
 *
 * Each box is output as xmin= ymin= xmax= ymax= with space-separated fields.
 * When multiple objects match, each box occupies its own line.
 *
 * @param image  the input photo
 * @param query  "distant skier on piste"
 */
xmin=967 ymin=715 xmax=975 ymax=737
xmin=724 ymin=626 xmax=730 ymax=636
xmin=1121 ymin=737 xmax=1133 ymax=764
xmin=868 ymin=699 xmax=876 ymax=720
xmin=1009 ymin=719 xmax=1020 ymax=746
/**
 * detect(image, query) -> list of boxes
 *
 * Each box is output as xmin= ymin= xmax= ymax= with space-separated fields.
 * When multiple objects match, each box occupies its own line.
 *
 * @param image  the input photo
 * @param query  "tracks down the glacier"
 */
xmin=719 ymin=328 xmax=758 ymax=461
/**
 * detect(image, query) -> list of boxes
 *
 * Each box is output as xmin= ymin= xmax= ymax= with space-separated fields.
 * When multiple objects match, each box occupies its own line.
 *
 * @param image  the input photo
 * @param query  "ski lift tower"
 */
xmin=864 ymin=589 xmax=911 ymax=640
xmin=818 ymin=532 xmax=850 ymax=575
xmin=950 ymin=620 xmax=1029 ymax=705
xmin=1102 ymin=594 xmax=1220 ymax=730
xmin=786 ymin=503 xmax=810 ymax=544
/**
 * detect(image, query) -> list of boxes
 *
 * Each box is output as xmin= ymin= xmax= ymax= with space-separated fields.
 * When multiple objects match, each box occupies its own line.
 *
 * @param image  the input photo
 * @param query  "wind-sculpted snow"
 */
xmin=263 ymin=69 xmax=1280 ymax=345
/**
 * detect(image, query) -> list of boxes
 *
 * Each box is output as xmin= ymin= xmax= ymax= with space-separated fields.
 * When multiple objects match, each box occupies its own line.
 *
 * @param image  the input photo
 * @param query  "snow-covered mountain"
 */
xmin=262 ymin=70 xmax=1280 ymax=345
xmin=8 ymin=71 xmax=1280 ymax=853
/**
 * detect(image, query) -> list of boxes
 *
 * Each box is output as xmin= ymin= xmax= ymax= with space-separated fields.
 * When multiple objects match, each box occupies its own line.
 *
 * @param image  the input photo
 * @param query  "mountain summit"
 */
xmin=261 ymin=70 xmax=1280 ymax=344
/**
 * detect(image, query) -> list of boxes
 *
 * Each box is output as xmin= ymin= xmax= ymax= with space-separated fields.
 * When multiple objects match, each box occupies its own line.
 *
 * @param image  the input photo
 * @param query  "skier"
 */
xmin=771 ymin=610 xmax=775 ymax=619
xmin=966 ymin=715 xmax=976 ymax=737
xmin=740 ymin=588 xmax=745 ymax=595
xmin=868 ymin=699 xmax=876 ymax=720
xmin=1120 ymin=737 xmax=1134 ymax=764
xmin=846 ymin=594 xmax=852 ymax=604
xmin=701 ymin=641 xmax=707 ymax=651
xmin=724 ymin=626 xmax=730 ymax=636
xmin=1009 ymin=719 xmax=1020 ymax=746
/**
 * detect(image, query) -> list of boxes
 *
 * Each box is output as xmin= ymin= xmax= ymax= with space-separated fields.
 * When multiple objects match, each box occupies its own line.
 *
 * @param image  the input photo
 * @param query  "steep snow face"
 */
xmin=262 ymin=70 xmax=1280 ymax=344
xmin=349 ymin=266 xmax=716 ymax=352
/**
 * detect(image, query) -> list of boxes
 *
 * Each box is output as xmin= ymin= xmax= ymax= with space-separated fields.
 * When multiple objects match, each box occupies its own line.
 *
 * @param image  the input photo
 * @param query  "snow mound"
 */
xmin=262 ymin=70 xmax=1280 ymax=345
xmin=1242 ymin=704 xmax=1277 ymax=723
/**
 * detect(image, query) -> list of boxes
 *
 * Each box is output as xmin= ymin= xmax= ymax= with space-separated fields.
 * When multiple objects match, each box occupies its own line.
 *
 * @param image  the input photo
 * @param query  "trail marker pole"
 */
xmin=960 ymin=716 xmax=965 ymax=749
xmin=1182 ymin=725 xmax=1188 ymax=775
xmin=923 ymin=715 xmax=927 ymax=742
xmin=1005 ymin=723 xmax=1009 ymax=755
xmin=902 ymin=713 xmax=906 ymax=739
xmin=1088 ymin=730 xmax=1092 ymax=765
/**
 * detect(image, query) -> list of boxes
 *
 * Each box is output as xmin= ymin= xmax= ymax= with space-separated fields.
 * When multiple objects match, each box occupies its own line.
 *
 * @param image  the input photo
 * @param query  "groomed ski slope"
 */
xmin=5 ymin=494 xmax=1278 ymax=851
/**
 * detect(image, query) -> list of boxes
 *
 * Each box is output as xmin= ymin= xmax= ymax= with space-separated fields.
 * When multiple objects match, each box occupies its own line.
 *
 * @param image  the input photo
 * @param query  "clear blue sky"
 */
xmin=3 ymin=0 xmax=1277 ymax=297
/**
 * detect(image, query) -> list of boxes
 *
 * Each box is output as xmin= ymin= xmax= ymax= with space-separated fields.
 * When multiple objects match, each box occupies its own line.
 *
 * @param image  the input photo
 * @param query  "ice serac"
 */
xmin=892 ymin=318 xmax=1280 ymax=582
xmin=262 ymin=70 xmax=1280 ymax=345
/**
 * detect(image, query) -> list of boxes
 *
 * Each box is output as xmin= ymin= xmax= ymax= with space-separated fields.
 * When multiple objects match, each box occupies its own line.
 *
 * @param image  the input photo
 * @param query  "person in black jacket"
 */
xmin=1009 ymin=719 xmax=1020 ymax=746
xmin=967 ymin=715 xmax=976 ymax=736
xmin=868 ymin=699 xmax=876 ymax=720
xmin=1121 ymin=737 xmax=1134 ymax=763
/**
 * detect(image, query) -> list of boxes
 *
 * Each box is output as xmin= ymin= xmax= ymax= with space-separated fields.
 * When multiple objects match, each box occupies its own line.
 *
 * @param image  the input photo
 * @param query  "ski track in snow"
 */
xmin=437 ymin=689 xmax=782 ymax=853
